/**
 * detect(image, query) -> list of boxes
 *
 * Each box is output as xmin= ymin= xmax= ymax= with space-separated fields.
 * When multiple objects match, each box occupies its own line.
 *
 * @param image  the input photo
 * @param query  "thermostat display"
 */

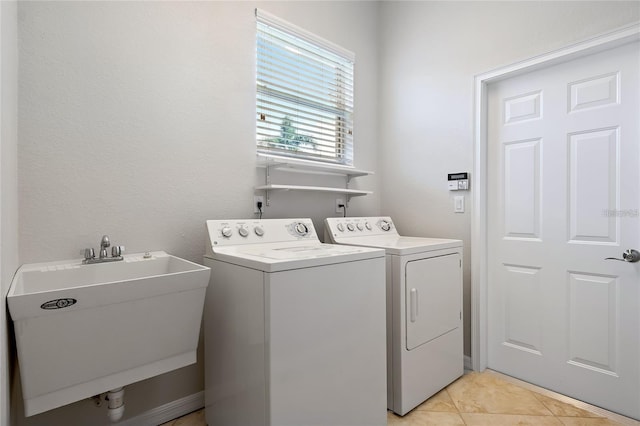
xmin=448 ymin=172 xmax=469 ymax=191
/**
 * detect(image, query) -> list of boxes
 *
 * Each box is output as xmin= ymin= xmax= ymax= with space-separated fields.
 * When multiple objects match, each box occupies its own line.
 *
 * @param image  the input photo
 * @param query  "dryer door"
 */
xmin=405 ymin=253 xmax=461 ymax=351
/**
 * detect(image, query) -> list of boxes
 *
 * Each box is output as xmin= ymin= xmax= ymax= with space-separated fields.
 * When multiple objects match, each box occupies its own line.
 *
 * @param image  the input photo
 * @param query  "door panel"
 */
xmin=405 ymin=254 xmax=461 ymax=351
xmin=504 ymin=139 xmax=541 ymax=239
xmin=487 ymin=41 xmax=639 ymax=419
xmin=503 ymin=264 xmax=542 ymax=355
xmin=567 ymin=272 xmax=618 ymax=375
xmin=568 ymin=128 xmax=618 ymax=243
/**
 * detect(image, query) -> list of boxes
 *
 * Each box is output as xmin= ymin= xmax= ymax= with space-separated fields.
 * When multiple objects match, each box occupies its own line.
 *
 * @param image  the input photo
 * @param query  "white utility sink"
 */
xmin=8 ymin=251 xmax=210 ymax=417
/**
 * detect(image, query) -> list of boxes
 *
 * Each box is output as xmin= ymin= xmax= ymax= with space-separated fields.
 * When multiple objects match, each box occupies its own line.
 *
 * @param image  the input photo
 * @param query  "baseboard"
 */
xmin=118 ymin=391 xmax=203 ymax=426
xmin=464 ymin=355 xmax=473 ymax=371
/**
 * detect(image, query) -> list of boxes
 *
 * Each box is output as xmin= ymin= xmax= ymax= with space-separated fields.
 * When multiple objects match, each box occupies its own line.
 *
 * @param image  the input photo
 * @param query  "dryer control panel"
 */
xmin=325 ymin=216 xmax=399 ymax=240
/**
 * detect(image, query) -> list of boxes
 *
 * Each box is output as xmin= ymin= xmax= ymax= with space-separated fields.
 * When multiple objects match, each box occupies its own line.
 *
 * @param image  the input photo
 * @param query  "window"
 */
xmin=256 ymin=9 xmax=354 ymax=166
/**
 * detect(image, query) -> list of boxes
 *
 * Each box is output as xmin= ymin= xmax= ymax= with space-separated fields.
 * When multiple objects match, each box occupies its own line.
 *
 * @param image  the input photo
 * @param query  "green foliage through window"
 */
xmin=265 ymin=116 xmax=314 ymax=151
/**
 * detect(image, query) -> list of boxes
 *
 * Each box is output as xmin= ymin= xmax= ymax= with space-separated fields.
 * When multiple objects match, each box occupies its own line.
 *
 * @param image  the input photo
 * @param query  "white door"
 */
xmin=487 ymin=40 xmax=639 ymax=419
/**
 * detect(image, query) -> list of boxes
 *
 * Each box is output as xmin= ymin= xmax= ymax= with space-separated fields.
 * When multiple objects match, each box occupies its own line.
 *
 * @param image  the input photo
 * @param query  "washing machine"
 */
xmin=203 ymin=218 xmax=387 ymax=426
xmin=324 ymin=216 xmax=463 ymax=416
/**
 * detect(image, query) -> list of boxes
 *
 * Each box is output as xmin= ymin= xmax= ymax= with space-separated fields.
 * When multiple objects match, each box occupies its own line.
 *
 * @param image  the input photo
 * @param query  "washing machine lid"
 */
xmin=210 ymin=241 xmax=384 ymax=272
xmin=328 ymin=235 xmax=462 ymax=256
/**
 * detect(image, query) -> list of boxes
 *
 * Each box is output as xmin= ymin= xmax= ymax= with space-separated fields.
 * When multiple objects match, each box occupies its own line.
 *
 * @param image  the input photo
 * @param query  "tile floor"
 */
xmin=161 ymin=370 xmax=638 ymax=426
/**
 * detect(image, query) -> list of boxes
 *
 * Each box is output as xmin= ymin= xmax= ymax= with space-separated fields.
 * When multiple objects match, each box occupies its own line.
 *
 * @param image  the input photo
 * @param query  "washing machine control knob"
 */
xmin=221 ymin=226 xmax=233 ymax=238
xmin=254 ymin=226 xmax=264 ymax=236
xmin=380 ymin=220 xmax=391 ymax=231
xmin=294 ymin=222 xmax=309 ymax=236
xmin=356 ymin=223 xmax=364 ymax=231
xmin=347 ymin=223 xmax=355 ymax=231
xmin=238 ymin=227 xmax=249 ymax=237
xmin=365 ymin=222 xmax=372 ymax=230
xmin=337 ymin=223 xmax=345 ymax=232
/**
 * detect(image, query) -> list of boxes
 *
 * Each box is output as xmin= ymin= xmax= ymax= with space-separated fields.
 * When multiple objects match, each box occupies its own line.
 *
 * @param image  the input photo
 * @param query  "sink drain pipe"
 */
xmin=106 ymin=387 xmax=125 ymax=422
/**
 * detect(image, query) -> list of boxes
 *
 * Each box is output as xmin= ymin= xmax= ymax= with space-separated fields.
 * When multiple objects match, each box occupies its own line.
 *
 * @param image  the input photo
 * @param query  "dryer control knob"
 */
xmin=294 ymin=222 xmax=309 ymax=236
xmin=365 ymin=222 xmax=372 ymax=230
xmin=380 ymin=220 xmax=391 ymax=231
xmin=356 ymin=223 xmax=364 ymax=231
xmin=221 ymin=226 xmax=233 ymax=238
xmin=337 ymin=223 xmax=345 ymax=232
xmin=254 ymin=226 xmax=264 ymax=236
xmin=238 ymin=227 xmax=249 ymax=237
xmin=347 ymin=223 xmax=355 ymax=231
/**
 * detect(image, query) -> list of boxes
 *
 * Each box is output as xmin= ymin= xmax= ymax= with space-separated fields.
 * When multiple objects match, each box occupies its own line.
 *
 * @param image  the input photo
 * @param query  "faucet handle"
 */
xmin=112 ymin=245 xmax=124 ymax=257
xmin=84 ymin=248 xmax=95 ymax=260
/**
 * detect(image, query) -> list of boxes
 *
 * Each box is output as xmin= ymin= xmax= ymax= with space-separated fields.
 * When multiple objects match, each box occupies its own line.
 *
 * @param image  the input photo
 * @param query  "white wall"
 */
xmin=1 ymin=1 xmax=19 ymax=425
xmin=377 ymin=1 xmax=640 ymax=357
xmin=15 ymin=1 xmax=378 ymax=425
xmin=18 ymin=0 xmax=379 ymax=267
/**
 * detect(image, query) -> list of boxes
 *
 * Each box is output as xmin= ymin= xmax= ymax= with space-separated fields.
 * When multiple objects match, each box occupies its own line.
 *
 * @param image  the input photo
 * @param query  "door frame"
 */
xmin=471 ymin=22 xmax=640 ymax=372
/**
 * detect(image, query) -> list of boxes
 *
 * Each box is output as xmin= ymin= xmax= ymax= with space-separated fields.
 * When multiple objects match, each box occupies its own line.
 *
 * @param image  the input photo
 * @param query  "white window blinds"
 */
xmin=256 ymin=9 xmax=355 ymax=166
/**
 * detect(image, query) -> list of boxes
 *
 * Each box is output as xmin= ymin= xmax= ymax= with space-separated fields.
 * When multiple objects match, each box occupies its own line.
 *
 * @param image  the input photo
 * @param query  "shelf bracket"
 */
xmin=265 ymin=164 xmax=272 ymax=206
xmin=266 ymin=164 xmax=272 ymax=185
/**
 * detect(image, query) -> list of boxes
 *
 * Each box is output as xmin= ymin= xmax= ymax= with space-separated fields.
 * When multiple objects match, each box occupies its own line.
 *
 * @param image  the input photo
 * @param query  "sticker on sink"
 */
xmin=40 ymin=298 xmax=77 ymax=310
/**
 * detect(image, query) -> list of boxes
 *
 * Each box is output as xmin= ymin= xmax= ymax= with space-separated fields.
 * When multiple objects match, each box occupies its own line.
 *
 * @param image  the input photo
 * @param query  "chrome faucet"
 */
xmin=83 ymin=235 xmax=124 ymax=264
xmin=99 ymin=234 xmax=110 ymax=259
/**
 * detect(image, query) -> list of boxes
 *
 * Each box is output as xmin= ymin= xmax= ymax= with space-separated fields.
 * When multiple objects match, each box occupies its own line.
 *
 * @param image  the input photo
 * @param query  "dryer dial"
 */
xmin=238 ymin=227 xmax=249 ymax=237
xmin=337 ymin=223 xmax=345 ymax=232
xmin=254 ymin=226 xmax=264 ymax=236
xmin=356 ymin=223 xmax=364 ymax=231
xmin=221 ymin=226 xmax=233 ymax=238
xmin=347 ymin=223 xmax=355 ymax=231
xmin=365 ymin=222 xmax=372 ymax=230
xmin=380 ymin=220 xmax=391 ymax=231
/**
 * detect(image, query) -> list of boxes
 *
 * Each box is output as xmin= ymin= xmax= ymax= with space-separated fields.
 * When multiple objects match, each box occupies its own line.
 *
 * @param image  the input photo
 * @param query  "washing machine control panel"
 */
xmin=324 ymin=216 xmax=398 ymax=240
xmin=207 ymin=219 xmax=318 ymax=247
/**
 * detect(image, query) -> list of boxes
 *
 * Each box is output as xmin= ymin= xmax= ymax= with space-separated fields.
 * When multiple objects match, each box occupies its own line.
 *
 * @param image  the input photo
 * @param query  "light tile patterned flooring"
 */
xmin=161 ymin=370 xmax=639 ymax=426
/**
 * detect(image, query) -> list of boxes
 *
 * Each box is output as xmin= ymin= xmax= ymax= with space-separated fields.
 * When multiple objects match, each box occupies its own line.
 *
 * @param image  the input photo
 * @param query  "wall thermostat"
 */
xmin=448 ymin=172 xmax=469 ymax=190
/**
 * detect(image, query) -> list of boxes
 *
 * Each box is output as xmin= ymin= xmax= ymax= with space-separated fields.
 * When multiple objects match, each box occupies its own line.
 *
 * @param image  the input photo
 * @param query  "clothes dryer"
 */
xmin=324 ymin=216 xmax=463 ymax=416
xmin=204 ymin=218 xmax=387 ymax=426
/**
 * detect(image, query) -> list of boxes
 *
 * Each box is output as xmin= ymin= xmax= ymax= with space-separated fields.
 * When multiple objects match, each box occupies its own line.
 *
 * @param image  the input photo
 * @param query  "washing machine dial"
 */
xmin=221 ymin=226 xmax=233 ymax=238
xmin=238 ymin=227 xmax=249 ymax=237
xmin=347 ymin=223 xmax=355 ymax=231
xmin=380 ymin=220 xmax=391 ymax=231
xmin=356 ymin=223 xmax=364 ymax=231
xmin=337 ymin=223 xmax=345 ymax=232
xmin=365 ymin=222 xmax=372 ymax=230
xmin=294 ymin=222 xmax=309 ymax=236
xmin=254 ymin=226 xmax=264 ymax=236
